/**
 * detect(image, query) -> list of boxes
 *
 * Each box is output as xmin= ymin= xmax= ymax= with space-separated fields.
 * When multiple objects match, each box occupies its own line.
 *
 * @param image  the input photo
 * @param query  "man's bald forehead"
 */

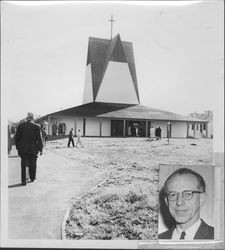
xmin=164 ymin=168 xmax=206 ymax=193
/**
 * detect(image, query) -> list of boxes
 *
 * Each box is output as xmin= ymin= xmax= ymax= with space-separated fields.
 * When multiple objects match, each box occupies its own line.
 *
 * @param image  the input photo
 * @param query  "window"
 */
xmin=203 ymin=124 xmax=206 ymax=130
xmin=111 ymin=120 xmax=124 ymax=137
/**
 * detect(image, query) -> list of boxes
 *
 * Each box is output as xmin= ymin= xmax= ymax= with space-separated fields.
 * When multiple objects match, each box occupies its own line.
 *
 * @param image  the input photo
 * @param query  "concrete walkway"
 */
xmin=8 ymin=146 xmax=107 ymax=240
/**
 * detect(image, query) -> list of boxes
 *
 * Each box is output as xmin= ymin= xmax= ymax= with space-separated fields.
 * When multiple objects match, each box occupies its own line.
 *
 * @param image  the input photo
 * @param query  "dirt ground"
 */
xmin=47 ymin=137 xmax=213 ymax=240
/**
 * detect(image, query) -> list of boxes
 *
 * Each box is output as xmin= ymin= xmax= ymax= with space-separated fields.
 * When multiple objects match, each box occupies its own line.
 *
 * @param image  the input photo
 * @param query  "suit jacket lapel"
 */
xmin=167 ymin=226 xmax=175 ymax=239
xmin=194 ymin=219 xmax=208 ymax=239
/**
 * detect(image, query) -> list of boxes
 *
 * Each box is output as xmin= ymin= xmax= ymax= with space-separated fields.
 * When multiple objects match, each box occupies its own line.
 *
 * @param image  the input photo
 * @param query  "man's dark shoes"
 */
xmin=22 ymin=182 xmax=26 ymax=186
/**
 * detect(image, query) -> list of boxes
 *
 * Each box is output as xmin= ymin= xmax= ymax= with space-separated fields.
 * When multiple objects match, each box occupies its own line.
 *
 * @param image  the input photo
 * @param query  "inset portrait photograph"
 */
xmin=158 ymin=165 xmax=215 ymax=241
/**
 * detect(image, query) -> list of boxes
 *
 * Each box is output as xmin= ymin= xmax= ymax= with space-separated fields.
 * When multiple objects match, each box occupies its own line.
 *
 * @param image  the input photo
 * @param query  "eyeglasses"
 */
xmin=166 ymin=190 xmax=203 ymax=201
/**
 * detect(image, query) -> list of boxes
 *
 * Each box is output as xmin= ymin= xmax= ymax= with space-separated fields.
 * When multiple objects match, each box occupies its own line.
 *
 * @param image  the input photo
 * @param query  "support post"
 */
xmin=193 ymin=123 xmax=196 ymax=138
xmin=186 ymin=122 xmax=189 ymax=138
xmin=146 ymin=120 xmax=149 ymax=138
xmin=123 ymin=120 xmax=126 ymax=137
xmin=48 ymin=116 xmax=51 ymax=135
xmin=166 ymin=121 xmax=171 ymax=144
xmin=100 ymin=119 xmax=102 ymax=137
xmin=206 ymin=122 xmax=208 ymax=138
xmin=74 ymin=119 xmax=77 ymax=136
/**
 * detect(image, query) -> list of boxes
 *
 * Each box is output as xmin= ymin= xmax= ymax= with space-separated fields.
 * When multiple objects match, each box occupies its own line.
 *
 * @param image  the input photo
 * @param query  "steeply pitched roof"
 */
xmin=86 ymin=34 xmax=140 ymax=103
xmin=38 ymin=102 xmax=207 ymax=123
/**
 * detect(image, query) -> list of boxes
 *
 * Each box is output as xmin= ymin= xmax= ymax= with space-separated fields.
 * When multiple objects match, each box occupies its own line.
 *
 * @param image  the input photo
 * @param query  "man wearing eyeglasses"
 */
xmin=158 ymin=168 xmax=214 ymax=240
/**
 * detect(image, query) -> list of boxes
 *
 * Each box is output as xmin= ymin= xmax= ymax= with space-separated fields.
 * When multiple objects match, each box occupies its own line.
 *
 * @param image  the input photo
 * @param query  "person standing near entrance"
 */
xmin=155 ymin=127 xmax=162 ymax=140
xmin=68 ymin=128 xmax=75 ymax=147
xmin=128 ymin=126 xmax=132 ymax=136
xmin=155 ymin=127 xmax=159 ymax=140
xmin=148 ymin=126 xmax=155 ymax=141
xmin=75 ymin=129 xmax=83 ymax=148
xmin=15 ymin=112 xmax=43 ymax=185
xmin=158 ymin=127 xmax=162 ymax=140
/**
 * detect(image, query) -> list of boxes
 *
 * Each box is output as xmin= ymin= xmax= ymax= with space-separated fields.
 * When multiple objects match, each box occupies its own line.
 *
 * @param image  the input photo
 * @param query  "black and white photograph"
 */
xmin=158 ymin=164 xmax=215 ymax=241
xmin=1 ymin=1 xmax=224 ymax=249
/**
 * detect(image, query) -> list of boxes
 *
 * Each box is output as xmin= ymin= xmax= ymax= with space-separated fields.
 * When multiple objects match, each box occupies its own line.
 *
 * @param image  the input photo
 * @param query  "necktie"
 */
xmin=179 ymin=231 xmax=186 ymax=240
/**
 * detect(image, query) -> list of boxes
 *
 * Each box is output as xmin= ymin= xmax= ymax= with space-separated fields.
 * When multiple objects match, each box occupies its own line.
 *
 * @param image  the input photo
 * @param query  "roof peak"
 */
xmin=88 ymin=34 xmax=132 ymax=44
xmin=114 ymin=33 xmax=121 ymax=38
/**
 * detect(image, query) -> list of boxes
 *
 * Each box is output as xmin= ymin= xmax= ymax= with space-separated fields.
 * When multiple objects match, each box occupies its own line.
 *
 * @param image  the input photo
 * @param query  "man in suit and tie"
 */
xmin=158 ymin=168 xmax=214 ymax=240
xmin=15 ymin=112 xmax=43 ymax=186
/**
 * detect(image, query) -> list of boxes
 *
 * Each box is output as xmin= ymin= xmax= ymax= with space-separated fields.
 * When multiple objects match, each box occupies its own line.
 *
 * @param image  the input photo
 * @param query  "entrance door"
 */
xmin=125 ymin=120 xmax=147 ymax=137
xmin=111 ymin=120 xmax=124 ymax=137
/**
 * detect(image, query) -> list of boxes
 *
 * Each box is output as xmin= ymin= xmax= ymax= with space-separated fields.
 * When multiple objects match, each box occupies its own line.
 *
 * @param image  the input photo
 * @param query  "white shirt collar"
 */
xmin=172 ymin=219 xmax=201 ymax=240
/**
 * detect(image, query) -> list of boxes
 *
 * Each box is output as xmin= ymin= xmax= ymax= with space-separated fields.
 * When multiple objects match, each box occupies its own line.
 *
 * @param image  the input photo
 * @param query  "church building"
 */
xmin=38 ymin=34 xmax=208 ymax=138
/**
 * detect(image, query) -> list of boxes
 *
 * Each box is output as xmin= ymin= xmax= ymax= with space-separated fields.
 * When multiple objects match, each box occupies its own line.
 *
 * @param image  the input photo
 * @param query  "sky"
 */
xmin=2 ymin=0 xmax=224 ymax=122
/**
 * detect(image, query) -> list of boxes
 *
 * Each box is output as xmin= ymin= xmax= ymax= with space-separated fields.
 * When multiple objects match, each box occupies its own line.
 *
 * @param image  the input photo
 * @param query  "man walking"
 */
xmin=15 ymin=112 xmax=43 ymax=186
xmin=68 ymin=128 xmax=75 ymax=147
xmin=75 ymin=129 xmax=83 ymax=148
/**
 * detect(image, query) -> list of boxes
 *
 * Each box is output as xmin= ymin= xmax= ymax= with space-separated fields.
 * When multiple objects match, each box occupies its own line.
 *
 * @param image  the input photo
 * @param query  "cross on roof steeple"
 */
xmin=109 ymin=15 xmax=115 ymax=40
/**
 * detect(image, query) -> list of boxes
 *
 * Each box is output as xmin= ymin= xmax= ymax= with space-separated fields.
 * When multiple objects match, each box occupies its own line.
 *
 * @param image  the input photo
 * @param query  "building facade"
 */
xmin=38 ymin=34 xmax=208 ymax=139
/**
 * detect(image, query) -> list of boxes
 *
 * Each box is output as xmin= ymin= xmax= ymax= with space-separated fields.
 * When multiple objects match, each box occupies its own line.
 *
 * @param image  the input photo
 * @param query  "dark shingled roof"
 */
xmin=87 ymin=34 xmax=140 ymax=103
xmin=38 ymin=102 xmax=207 ymax=123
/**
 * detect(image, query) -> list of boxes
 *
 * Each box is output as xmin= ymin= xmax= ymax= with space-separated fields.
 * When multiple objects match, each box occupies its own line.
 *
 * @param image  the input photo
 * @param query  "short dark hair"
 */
xmin=164 ymin=168 xmax=206 ymax=193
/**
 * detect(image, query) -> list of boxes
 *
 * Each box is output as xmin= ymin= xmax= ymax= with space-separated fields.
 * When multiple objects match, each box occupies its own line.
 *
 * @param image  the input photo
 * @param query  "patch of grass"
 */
xmin=65 ymin=184 xmax=158 ymax=240
xmin=48 ymin=138 xmax=213 ymax=240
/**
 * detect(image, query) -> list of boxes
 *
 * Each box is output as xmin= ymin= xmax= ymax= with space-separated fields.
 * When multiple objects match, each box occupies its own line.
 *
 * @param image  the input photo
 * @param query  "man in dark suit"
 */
xmin=15 ymin=112 xmax=43 ymax=186
xmin=67 ymin=128 xmax=75 ymax=147
xmin=158 ymin=168 xmax=214 ymax=240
